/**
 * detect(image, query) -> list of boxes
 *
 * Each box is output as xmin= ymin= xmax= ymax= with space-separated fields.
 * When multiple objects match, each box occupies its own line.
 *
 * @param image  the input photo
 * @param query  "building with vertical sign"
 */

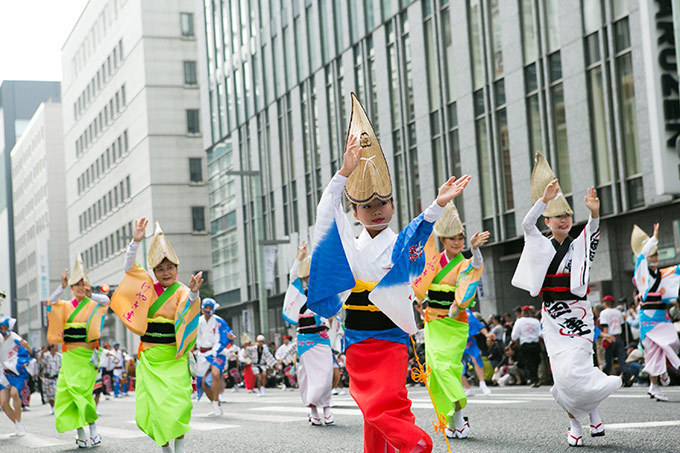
xmin=10 ymin=102 xmax=69 ymax=345
xmin=197 ymin=0 xmax=679 ymax=327
xmin=61 ymin=0 xmax=210 ymax=349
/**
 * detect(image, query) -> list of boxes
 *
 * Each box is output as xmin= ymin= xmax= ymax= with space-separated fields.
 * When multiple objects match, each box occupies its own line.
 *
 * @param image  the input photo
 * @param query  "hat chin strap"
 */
xmin=360 ymin=221 xmax=390 ymax=228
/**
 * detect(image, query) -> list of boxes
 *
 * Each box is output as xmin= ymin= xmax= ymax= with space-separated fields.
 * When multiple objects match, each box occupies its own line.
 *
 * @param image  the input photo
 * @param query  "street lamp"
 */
xmin=225 ymin=169 xmax=270 ymax=336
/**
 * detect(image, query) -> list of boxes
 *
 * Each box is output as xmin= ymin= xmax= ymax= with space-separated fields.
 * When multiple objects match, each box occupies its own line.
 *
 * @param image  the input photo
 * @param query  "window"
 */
xmin=180 ymin=12 xmax=194 ymax=37
xmin=192 ymin=206 xmax=206 ymax=231
xmin=184 ymin=61 xmax=197 ymax=85
xmin=189 ymin=158 xmax=203 ymax=182
xmin=186 ymin=109 xmax=200 ymax=133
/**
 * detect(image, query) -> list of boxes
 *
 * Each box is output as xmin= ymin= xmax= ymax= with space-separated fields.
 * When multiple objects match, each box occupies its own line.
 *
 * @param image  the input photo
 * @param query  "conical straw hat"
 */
xmin=298 ymin=255 xmax=312 ymax=278
xmin=433 ymin=201 xmax=465 ymax=238
xmin=631 ymin=224 xmax=658 ymax=256
xmin=147 ymin=222 xmax=180 ymax=269
xmin=241 ymin=333 xmax=251 ymax=344
xmin=68 ymin=252 xmax=91 ymax=286
xmin=530 ymin=153 xmax=573 ymax=217
xmin=344 ymin=93 xmax=392 ymax=204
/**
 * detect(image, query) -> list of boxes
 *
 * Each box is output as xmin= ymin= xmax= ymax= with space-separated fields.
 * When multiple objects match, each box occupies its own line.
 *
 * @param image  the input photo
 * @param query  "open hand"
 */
xmin=189 ymin=271 xmax=204 ymax=292
xmin=541 ymin=179 xmax=560 ymax=203
xmin=470 ymin=231 xmax=491 ymax=250
xmin=436 ymin=175 xmax=471 ymax=206
xmin=61 ymin=269 xmax=69 ymax=289
xmin=584 ymin=186 xmax=599 ymax=218
xmin=227 ymin=332 xmax=236 ymax=340
xmin=133 ymin=217 xmax=148 ymax=242
xmin=338 ymin=134 xmax=361 ymax=177
xmin=296 ymin=241 xmax=308 ymax=261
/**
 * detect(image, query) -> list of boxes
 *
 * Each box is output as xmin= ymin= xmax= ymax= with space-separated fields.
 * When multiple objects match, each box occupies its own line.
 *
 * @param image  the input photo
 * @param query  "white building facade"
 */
xmin=61 ymin=0 xmax=210 ymax=348
xmin=11 ymin=102 xmax=69 ymax=346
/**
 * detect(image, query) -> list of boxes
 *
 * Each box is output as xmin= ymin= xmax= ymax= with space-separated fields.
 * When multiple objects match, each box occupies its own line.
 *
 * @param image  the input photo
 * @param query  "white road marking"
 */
xmin=97 ymin=425 xmax=147 ymax=439
xmin=606 ymin=420 xmax=680 ymax=430
xmin=191 ymin=421 xmax=239 ymax=431
xmin=0 ymin=432 xmax=71 ymax=448
xmin=249 ymin=405 xmax=363 ymax=416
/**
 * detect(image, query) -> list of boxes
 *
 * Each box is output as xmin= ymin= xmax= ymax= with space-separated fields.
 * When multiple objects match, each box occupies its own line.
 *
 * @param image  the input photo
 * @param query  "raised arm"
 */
xmin=48 ymin=270 xmax=69 ymax=305
xmin=124 ymin=217 xmax=148 ymax=272
xmin=469 ymin=231 xmax=490 ymax=269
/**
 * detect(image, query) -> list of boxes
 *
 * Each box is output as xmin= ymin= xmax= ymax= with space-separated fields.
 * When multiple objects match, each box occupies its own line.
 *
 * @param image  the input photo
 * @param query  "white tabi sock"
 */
xmin=15 ymin=421 xmax=25 ymax=435
xmin=480 ymin=380 xmax=489 ymax=390
xmin=589 ymin=410 xmax=602 ymax=427
xmin=89 ymin=423 xmax=99 ymax=438
xmin=569 ymin=417 xmax=582 ymax=437
xmin=174 ymin=437 xmax=185 ymax=453
xmin=310 ymin=406 xmax=319 ymax=419
xmin=161 ymin=444 xmax=173 ymax=453
xmin=448 ymin=411 xmax=465 ymax=430
xmin=323 ymin=406 xmax=332 ymax=418
xmin=77 ymin=427 xmax=87 ymax=440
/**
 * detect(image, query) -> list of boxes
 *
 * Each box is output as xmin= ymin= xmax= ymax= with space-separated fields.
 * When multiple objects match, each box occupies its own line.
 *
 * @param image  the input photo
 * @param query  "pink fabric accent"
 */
xmin=71 ymin=299 xmax=79 ymax=308
xmin=642 ymin=322 xmax=680 ymax=376
xmin=154 ymin=282 xmax=164 ymax=296
xmin=439 ymin=253 xmax=448 ymax=268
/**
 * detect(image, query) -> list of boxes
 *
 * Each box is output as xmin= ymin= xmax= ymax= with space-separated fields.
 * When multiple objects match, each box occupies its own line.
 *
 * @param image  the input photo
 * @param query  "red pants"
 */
xmin=243 ymin=364 xmax=255 ymax=390
xmin=346 ymin=339 xmax=433 ymax=453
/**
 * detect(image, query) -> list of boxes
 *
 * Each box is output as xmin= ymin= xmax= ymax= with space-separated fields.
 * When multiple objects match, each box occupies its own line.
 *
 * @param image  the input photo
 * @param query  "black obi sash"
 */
xmin=541 ymin=237 xmax=587 ymax=302
xmin=140 ymin=321 xmax=175 ymax=344
xmin=344 ymin=291 xmax=397 ymax=331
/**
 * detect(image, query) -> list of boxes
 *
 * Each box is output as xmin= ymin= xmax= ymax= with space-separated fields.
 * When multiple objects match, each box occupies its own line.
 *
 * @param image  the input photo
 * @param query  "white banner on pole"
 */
xmin=263 ymin=245 xmax=278 ymax=290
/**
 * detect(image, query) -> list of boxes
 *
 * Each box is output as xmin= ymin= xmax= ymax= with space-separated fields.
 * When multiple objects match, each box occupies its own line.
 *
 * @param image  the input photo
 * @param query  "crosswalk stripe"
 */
xmin=0 ymin=432 xmax=71 ymax=448
xmin=606 ymin=420 xmax=680 ymax=430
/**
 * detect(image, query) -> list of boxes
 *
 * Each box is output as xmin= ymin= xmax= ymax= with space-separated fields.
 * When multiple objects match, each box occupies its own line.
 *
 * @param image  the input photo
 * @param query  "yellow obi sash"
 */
xmin=343 ymin=280 xmax=380 ymax=311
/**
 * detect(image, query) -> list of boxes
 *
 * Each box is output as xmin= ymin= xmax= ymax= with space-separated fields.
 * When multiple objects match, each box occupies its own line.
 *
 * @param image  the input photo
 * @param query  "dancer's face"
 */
xmin=545 ymin=214 xmax=572 ymax=237
xmin=71 ymin=279 xmax=87 ymax=300
xmin=441 ymin=234 xmax=465 ymax=257
xmin=0 ymin=325 xmax=8 ymax=337
xmin=153 ymin=259 xmax=178 ymax=288
xmin=353 ymin=198 xmax=394 ymax=237
xmin=648 ymin=253 xmax=659 ymax=270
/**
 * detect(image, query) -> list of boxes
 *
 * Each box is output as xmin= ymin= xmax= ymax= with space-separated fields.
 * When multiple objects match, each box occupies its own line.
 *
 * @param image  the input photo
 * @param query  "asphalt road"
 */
xmin=1 ymin=384 xmax=679 ymax=452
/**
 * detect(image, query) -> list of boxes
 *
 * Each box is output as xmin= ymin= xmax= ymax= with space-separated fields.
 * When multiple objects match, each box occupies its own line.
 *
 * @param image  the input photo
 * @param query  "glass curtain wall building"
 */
xmin=198 ymin=0 xmax=678 ymax=332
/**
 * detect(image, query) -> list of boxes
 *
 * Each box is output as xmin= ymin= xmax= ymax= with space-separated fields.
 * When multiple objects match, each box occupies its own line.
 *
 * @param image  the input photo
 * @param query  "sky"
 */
xmin=0 ymin=0 xmax=90 ymax=83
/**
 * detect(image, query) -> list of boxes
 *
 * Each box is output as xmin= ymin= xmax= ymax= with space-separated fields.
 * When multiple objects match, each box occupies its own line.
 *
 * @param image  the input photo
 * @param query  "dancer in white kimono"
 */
xmin=283 ymin=243 xmax=335 ymax=425
xmin=197 ymin=298 xmax=235 ymax=415
xmin=631 ymin=223 xmax=680 ymax=401
xmin=512 ymin=154 xmax=620 ymax=447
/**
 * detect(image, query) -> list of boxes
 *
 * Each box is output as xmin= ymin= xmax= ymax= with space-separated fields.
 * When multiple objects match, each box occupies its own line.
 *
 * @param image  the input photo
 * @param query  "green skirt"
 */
xmin=54 ymin=347 xmax=98 ymax=432
xmin=424 ymin=317 xmax=469 ymax=420
xmin=136 ymin=344 xmax=192 ymax=446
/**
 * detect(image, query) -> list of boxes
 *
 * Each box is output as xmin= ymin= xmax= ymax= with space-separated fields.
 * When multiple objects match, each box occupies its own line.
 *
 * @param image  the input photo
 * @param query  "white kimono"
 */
xmin=512 ymin=200 xmax=620 ymax=419
xmin=196 ymin=314 xmax=230 ymax=376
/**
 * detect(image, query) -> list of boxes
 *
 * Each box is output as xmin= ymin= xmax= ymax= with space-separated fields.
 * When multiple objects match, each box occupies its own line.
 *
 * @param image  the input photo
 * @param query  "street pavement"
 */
xmin=1 ymin=384 xmax=679 ymax=452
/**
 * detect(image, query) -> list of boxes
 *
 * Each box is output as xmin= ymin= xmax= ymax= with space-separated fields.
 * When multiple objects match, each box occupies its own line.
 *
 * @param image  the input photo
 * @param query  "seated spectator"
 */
xmin=624 ymin=343 xmax=646 ymax=387
xmin=486 ymin=334 xmax=504 ymax=369
xmin=492 ymin=344 xmax=525 ymax=386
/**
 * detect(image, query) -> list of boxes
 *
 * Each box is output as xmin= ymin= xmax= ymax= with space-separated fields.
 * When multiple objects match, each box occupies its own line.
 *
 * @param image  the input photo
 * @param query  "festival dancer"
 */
xmin=275 ymin=335 xmax=296 ymax=391
xmin=241 ymin=335 xmax=277 ymax=396
xmin=0 ymin=316 xmax=32 ymax=437
xmin=47 ymin=256 xmax=109 ymax=447
xmin=512 ymin=154 xmax=620 ymax=447
xmin=111 ymin=218 xmax=202 ymax=453
xmin=283 ymin=243 xmax=335 ymax=426
xmin=631 ymin=223 xmax=680 ymax=401
xmin=413 ymin=202 xmax=488 ymax=440
xmin=461 ymin=309 xmax=492 ymax=396
xmin=196 ymin=297 xmax=235 ymax=415
xmin=306 ymin=93 xmax=471 ymax=453
xmin=40 ymin=343 xmax=62 ymax=415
